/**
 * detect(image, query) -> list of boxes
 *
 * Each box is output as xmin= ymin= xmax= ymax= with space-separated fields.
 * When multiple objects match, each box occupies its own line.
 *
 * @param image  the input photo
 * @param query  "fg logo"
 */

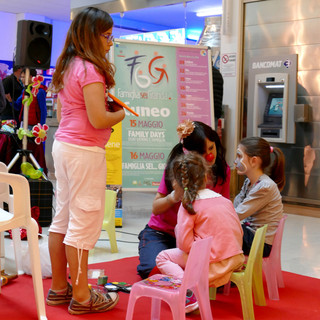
xmin=124 ymin=55 xmax=169 ymax=89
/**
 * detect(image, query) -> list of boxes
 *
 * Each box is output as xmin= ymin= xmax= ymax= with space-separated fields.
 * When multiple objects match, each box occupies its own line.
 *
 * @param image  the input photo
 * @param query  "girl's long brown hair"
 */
xmin=51 ymin=7 xmax=115 ymax=92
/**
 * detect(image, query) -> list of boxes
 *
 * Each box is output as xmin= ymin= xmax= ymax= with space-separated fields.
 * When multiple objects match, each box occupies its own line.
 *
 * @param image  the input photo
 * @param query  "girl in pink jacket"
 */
xmin=156 ymin=152 xmax=244 ymax=313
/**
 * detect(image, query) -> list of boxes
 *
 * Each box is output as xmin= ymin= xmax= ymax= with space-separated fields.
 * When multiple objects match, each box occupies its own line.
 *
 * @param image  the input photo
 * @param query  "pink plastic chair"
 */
xmin=262 ymin=214 xmax=288 ymax=300
xmin=125 ymin=237 xmax=213 ymax=320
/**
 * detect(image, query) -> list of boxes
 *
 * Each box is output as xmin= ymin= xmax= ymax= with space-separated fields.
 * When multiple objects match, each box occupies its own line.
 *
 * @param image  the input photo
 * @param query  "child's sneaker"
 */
xmin=185 ymin=290 xmax=199 ymax=313
xmin=68 ymin=289 xmax=119 ymax=315
xmin=46 ymin=282 xmax=73 ymax=306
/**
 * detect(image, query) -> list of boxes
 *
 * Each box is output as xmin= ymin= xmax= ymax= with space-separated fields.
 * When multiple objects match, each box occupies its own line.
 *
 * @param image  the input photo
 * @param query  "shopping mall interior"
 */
xmin=0 ymin=0 xmax=319 ymax=319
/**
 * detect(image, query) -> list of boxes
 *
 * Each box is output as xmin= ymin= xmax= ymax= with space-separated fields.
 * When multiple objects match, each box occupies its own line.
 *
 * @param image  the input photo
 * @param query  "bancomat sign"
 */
xmin=247 ymin=54 xmax=297 ymax=143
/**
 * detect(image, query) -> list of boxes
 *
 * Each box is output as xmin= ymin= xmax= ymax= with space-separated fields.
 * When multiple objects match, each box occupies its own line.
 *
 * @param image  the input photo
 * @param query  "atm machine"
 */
xmin=253 ymin=73 xmax=288 ymax=143
xmin=247 ymin=54 xmax=298 ymax=144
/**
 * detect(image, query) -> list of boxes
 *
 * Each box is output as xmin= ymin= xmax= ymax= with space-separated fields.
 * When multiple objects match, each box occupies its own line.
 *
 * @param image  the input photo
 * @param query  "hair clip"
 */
xmin=270 ymin=146 xmax=274 ymax=153
xmin=176 ymin=119 xmax=195 ymax=141
xmin=182 ymin=147 xmax=189 ymax=155
xmin=184 ymin=187 xmax=188 ymax=191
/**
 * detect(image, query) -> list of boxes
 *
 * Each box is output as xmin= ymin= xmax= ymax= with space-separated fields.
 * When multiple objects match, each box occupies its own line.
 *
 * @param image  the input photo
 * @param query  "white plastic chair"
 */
xmin=262 ymin=215 xmax=288 ymax=300
xmin=0 ymin=172 xmax=47 ymax=320
xmin=101 ymin=189 xmax=118 ymax=253
xmin=0 ymin=162 xmax=22 ymax=274
xmin=125 ymin=237 xmax=213 ymax=320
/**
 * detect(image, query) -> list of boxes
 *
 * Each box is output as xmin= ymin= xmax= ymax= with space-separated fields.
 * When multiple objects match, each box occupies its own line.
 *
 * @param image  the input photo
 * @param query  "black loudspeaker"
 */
xmin=15 ymin=20 xmax=52 ymax=70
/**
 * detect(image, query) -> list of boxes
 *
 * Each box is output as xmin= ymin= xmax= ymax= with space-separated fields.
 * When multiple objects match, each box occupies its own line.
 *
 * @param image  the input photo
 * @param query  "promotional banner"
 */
xmin=112 ymin=40 xmax=214 ymax=190
xmin=105 ymin=122 xmax=123 ymax=226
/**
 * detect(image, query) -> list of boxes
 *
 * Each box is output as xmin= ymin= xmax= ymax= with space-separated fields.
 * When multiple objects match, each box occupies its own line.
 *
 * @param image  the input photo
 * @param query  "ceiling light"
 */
xmin=196 ymin=7 xmax=222 ymax=17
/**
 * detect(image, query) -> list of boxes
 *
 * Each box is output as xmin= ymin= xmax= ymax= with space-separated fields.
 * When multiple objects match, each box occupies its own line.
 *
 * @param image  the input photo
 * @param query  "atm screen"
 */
xmin=265 ymin=93 xmax=283 ymax=119
xmin=268 ymin=97 xmax=283 ymax=116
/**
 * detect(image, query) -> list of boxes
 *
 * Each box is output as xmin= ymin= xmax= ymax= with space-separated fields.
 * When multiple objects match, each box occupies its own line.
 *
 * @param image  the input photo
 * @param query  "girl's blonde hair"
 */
xmin=51 ymin=7 xmax=115 ymax=92
xmin=171 ymin=152 xmax=208 ymax=215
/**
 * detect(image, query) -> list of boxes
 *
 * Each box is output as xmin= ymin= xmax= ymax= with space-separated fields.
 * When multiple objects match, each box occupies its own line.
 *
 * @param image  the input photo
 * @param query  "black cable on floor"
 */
xmin=97 ymin=239 xmax=139 ymax=244
xmin=115 ymin=230 xmax=138 ymax=236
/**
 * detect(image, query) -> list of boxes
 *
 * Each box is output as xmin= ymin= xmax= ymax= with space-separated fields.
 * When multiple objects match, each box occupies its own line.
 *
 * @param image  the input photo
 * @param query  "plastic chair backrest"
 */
xmin=181 ymin=236 xmax=213 ymax=291
xmin=104 ymin=190 xmax=117 ymax=224
xmin=125 ymin=237 xmax=213 ymax=320
xmin=243 ymin=224 xmax=268 ymax=282
xmin=0 ymin=162 xmax=10 ymax=208
xmin=268 ymin=215 xmax=287 ymax=262
xmin=0 ymin=172 xmax=31 ymax=229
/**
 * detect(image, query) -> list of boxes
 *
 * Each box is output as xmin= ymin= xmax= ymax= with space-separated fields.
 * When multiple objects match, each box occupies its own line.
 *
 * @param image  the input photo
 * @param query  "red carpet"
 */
xmin=1 ymin=256 xmax=320 ymax=319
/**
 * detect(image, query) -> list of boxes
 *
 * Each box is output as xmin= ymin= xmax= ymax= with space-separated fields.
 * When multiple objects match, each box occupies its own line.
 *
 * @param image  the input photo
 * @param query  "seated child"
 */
xmin=233 ymin=136 xmax=285 ymax=257
xmin=156 ymin=152 xmax=244 ymax=313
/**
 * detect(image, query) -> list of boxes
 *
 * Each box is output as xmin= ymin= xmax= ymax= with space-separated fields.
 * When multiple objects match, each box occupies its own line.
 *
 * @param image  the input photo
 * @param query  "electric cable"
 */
xmin=97 ymin=239 xmax=139 ymax=244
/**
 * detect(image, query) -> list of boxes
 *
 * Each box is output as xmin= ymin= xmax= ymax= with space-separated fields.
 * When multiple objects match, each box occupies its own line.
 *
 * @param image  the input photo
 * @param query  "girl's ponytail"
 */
xmin=269 ymin=147 xmax=286 ymax=191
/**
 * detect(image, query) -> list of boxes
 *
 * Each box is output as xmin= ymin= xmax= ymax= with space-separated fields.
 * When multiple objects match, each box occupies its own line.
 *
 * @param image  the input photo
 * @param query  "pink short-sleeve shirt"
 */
xmin=55 ymin=57 xmax=111 ymax=148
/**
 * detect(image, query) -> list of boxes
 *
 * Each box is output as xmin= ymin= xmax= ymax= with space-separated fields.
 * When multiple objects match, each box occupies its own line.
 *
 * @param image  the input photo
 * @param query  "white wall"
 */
xmin=220 ymin=0 xmax=241 ymax=166
xmin=0 ymin=12 xmax=19 ymax=62
xmin=0 ymin=11 xmax=160 ymax=68
xmin=0 ymin=11 xmax=70 ymax=67
xmin=51 ymin=20 xmax=71 ymax=65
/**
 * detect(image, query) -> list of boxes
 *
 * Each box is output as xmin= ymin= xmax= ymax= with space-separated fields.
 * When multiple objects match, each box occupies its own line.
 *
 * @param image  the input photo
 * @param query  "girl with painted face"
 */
xmin=234 ymin=137 xmax=285 ymax=257
xmin=137 ymin=120 xmax=230 ymax=280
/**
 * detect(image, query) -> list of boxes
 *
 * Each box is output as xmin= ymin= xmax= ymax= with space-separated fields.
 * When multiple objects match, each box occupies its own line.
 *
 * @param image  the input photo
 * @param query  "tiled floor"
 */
xmin=2 ymin=191 xmax=320 ymax=280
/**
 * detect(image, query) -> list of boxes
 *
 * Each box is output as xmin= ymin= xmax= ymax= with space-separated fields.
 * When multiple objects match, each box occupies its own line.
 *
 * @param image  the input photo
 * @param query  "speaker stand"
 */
xmin=8 ymin=68 xmax=48 ymax=181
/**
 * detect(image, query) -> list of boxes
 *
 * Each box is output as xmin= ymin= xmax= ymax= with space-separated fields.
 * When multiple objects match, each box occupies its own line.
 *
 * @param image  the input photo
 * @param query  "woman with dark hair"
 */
xmin=165 ymin=120 xmax=229 ymax=197
xmin=47 ymin=7 xmax=125 ymax=315
xmin=234 ymin=137 xmax=285 ymax=257
xmin=137 ymin=120 xmax=230 ymax=279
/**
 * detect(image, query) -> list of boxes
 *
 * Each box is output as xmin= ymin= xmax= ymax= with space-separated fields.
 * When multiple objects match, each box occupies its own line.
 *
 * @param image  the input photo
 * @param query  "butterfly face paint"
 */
xmin=234 ymin=147 xmax=247 ymax=174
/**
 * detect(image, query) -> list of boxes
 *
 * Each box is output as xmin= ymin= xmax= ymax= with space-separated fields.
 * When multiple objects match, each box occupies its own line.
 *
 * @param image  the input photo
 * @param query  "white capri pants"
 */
xmin=49 ymin=139 xmax=107 ymax=250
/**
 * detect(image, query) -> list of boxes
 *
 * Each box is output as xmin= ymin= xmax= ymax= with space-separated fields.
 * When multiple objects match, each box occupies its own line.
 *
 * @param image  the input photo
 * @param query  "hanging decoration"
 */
xmin=32 ymin=123 xmax=49 ymax=144
xmin=31 ymin=75 xmax=45 ymax=96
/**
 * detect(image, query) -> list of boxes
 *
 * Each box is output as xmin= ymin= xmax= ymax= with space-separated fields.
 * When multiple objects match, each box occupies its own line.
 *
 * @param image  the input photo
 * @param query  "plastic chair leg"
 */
xmin=252 ymin=268 xmax=266 ymax=306
xmin=223 ymin=281 xmax=231 ymax=295
xmin=151 ymin=298 xmax=161 ymax=320
xmin=0 ymin=231 xmax=4 ymax=259
xmin=169 ymin=297 xmax=185 ymax=320
xmin=209 ymin=287 xmax=217 ymax=300
xmin=26 ymin=219 xmax=47 ymax=320
xmin=107 ymin=229 xmax=118 ymax=253
xmin=276 ymin=263 xmax=285 ymax=288
xmin=263 ymin=260 xmax=280 ymax=300
xmin=125 ymin=292 xmax=138 ymax=320
xmin=196 ymin=287 xmax=213 ymax=320
xmin=0 ymin=232 xmax=4 ymax=275
xmin=236 ymin=280 xmax=255 ymax=320
xmin=11 ymin=227 xmax=23 ymax=274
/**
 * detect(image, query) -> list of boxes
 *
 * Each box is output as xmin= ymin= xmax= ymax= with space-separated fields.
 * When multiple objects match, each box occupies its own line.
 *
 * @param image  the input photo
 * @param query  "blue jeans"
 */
xmin=242 ymin=224 xmax=272 ymax=257
xmin=137 ymin=225 xmax=176 ymax=279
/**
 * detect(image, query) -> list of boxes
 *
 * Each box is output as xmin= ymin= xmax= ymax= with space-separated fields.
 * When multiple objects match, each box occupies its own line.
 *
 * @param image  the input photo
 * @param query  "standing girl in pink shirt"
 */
xmin=156 ymin=152 xmax=244 ymax=313
xmin=47 ymin=7 xmax=125 ymax=316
